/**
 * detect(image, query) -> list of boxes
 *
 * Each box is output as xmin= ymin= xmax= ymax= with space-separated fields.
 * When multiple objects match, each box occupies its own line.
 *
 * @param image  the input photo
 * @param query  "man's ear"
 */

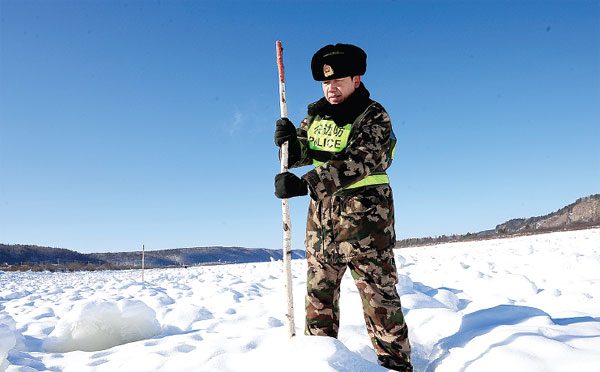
xmin=353 ymin=75 xmax=361 ymax=88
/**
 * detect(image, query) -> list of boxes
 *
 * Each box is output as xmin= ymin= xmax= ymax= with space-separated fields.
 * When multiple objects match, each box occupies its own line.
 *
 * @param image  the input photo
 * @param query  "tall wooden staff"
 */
xmin=276 ymin=40 xmax=296 ymax=338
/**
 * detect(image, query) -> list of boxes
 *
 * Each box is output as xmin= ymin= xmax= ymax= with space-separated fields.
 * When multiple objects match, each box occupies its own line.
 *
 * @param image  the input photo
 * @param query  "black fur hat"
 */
xmin=311 ymin=44 xmax=367 ymax=81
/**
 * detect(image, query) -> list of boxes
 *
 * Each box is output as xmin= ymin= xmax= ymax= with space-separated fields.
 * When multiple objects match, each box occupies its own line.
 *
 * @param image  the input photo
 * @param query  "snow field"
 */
xmin=1 ymin=228 xmax=599 ymax=371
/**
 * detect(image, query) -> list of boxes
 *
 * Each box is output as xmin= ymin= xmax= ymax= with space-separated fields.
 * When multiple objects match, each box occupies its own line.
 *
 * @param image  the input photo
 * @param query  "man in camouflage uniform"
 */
xmin=274 ymin=44 xmax=412 ymax=372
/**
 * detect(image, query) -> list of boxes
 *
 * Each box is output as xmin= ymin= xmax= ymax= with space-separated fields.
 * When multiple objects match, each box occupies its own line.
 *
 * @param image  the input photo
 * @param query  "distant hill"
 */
xmin=89 ymin=246 xmax=306 ymax=267
xmin=0 ymin=244 xmax=104 ymax=266
xmin=495 ymin=194 xmax=600 ymax=234
xmin=398 ymin=194 xmax=600 ymax=248
xmin=0 ymin=244 xmax=305 ymax=269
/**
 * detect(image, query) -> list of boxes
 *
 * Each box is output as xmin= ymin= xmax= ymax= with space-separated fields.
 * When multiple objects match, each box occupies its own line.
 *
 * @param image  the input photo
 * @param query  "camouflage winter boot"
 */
xmin=379 ymin=355 xmax=413 ymax=372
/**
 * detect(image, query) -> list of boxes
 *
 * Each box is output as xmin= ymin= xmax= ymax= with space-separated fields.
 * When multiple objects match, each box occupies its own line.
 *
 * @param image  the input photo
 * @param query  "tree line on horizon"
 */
xmin=3 ymin=194 xmax=598 ymax=271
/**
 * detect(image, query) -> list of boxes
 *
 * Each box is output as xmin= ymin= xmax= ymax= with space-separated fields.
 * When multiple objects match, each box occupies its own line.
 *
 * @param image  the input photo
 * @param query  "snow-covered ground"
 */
xmin=1 ymin=229 xmax=599 ymax=372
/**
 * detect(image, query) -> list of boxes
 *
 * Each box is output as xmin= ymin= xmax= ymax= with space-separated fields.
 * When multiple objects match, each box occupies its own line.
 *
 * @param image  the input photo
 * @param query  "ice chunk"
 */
xmin=43 ymin=299 xmax=161 ymax=352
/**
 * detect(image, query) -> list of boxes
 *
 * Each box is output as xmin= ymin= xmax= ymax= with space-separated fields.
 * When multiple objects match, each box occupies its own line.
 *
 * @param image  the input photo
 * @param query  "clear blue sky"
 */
xmin=1 ymin=0 xmax=598 ymax=253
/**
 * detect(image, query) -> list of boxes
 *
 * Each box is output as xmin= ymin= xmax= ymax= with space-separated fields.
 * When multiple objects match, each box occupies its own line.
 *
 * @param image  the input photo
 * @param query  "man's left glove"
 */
xmin=274 ymin=172 xmax=308 ymax=199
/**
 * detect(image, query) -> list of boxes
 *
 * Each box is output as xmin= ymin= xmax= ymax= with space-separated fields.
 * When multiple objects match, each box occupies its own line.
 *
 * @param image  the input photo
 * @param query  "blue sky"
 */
xmin=1 ymin=0 xmax=598 ymax=253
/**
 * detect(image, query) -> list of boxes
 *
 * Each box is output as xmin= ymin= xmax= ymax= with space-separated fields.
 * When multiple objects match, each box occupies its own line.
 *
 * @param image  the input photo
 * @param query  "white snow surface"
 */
xmin=1 ymin=229 xmax=599 ymax=372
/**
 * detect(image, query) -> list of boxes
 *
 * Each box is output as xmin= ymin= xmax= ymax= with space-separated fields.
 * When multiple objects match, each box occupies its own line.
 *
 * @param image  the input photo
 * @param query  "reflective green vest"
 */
xmin=307 ymin=104 xmax=396 ymax=190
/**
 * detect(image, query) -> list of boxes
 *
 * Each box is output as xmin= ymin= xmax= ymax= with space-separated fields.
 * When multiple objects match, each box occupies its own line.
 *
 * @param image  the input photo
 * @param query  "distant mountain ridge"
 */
xmin=89 ymin=246 xmax=306 ymax=267
xmin=397 ymin=193 xmax=600 ymax=248
xmin=495 ymin=194 xmax=600 ymax=234
xmin=0 ymin=244 xmax=305 ymax=268
xmin=0 ymin=245 xmax=104 ymax=266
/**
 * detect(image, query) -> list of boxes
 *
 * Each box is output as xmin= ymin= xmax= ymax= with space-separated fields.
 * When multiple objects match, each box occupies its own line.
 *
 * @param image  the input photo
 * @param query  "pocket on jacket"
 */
xmin=336 ymin=185 xmax=394 ymax=254
xmin=338 ymin=189 xmax=381 ymax=241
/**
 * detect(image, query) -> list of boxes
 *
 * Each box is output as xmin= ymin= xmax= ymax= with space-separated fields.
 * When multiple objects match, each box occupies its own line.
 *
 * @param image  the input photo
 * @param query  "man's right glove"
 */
xmin=274 ymin=118 xmax=297 ymax=147
xmin=274 ymin=172 xmax=308 ymax=199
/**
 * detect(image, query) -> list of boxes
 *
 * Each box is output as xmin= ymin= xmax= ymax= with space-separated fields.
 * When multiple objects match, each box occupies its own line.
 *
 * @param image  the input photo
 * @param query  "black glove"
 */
xmin=274 ymin=172 xmax=308 ymax=199
xmin=274 ymin=118 xmax=297 ymax=147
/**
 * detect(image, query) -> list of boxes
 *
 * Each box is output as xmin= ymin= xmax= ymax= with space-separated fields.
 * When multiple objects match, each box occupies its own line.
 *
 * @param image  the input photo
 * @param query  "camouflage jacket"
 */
xmin=290 ymin=84 xmax=396 ymax=263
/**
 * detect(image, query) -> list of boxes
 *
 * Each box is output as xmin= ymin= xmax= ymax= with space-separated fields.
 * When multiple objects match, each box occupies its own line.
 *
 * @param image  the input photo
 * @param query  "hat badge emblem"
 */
xmin=323 ymin=64 xmax=334 ymax=77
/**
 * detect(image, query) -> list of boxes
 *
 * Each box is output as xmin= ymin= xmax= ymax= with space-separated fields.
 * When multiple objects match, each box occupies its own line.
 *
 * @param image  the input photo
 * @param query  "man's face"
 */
xmin=322 ymin=76 xmax=360 ymax=104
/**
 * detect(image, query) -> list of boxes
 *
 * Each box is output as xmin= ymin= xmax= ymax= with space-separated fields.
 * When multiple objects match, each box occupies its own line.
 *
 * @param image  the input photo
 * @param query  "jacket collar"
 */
xmin=308 ymin=83 xmax=372 ymax=126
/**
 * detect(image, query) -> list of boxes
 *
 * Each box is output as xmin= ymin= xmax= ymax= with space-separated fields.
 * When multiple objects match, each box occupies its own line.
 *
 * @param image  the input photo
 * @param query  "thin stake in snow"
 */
xmin=141 ymin=244 xmax=145 ymax=282
xmin=276 ymin=40 xmax=296 ymax=338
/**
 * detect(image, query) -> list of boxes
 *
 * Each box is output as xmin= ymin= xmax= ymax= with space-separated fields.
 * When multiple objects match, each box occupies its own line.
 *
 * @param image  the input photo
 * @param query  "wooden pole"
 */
xmin=142 ymin=244 xmax=145 ymax=282
xmin=276 ymin=40 xmax=296 ymax=338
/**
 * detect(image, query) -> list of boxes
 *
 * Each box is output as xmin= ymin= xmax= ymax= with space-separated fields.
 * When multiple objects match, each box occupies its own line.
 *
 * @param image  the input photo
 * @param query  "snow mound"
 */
xmin=162 ymin=302 xmax=213 ymax=332
xmin=406 ymin=307 xmax=462 ymax=351
xmin=231 ymin=335 xmax=386 ymax=372
xmin=0 ymin=312 xmax=17 ymax=371
xmin=42 ymin=299 xmax=161 ymax=352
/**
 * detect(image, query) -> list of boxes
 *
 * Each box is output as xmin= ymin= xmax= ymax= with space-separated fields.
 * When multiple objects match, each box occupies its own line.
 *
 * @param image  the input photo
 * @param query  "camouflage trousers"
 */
xmin=305 ymin=248 xmax=412 ymax=372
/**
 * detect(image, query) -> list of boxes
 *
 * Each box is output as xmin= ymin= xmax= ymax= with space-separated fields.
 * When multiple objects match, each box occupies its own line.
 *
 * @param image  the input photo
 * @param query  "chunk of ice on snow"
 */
xmin=42 ymin=299 xmax=161 ymax=352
